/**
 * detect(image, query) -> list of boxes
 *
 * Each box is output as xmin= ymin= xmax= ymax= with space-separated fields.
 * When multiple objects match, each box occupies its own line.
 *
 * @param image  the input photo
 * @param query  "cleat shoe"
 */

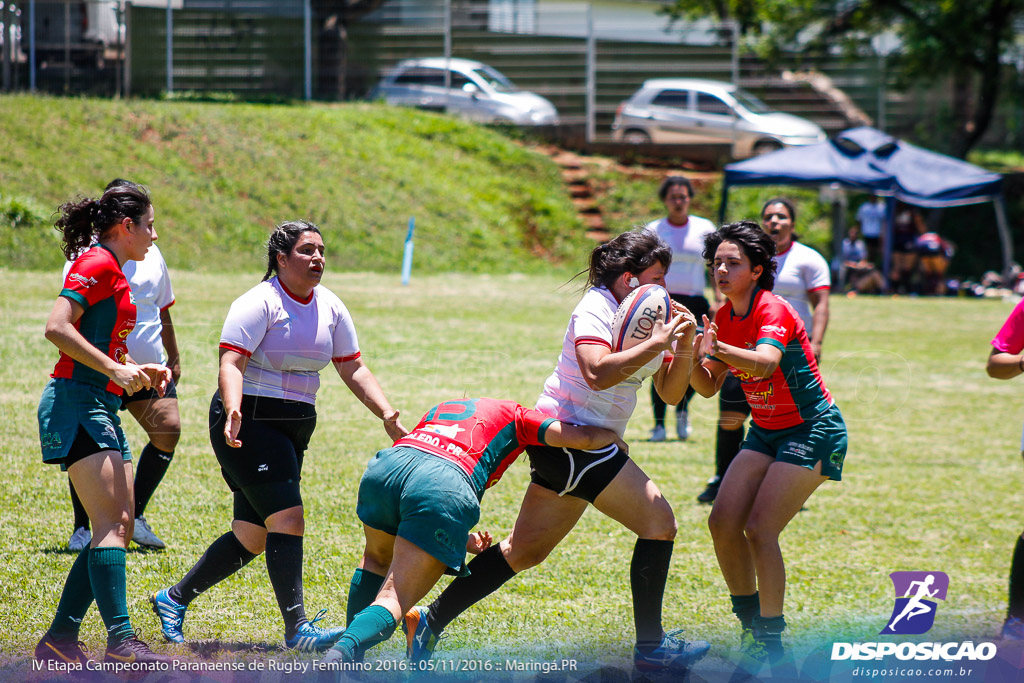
xmin=1003 ymin=616 xmax=1024 ymax=640
xmin=697 ymin=476 xmax=721 ymax=504
xmin=284 ymin=609 xmax=344 ymax=652
xmin=676 ymin=410 xmax=692 ymax=441
xmin=150 ymin=588 xmax=186 ymax=643
xmin=132 ymin=516 xmax=166 ymax=549
xmin=104 ymin=634 xmax=174 ymax=665
xmin=67 ymin=527 xmax=91 ymax=552
xmin=35 ymin=632 xmax=91 ymax=665
xmin=402 ymin=606 xmax=439 ymax=663
xmin=649 ymin=425 xmax=667 ymax=442
xmin=634 ymin=628 xmax=710 ymax=674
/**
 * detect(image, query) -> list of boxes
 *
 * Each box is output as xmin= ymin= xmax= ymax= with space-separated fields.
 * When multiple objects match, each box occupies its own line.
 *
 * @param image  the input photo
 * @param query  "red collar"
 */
xmin=776 ymin=242 xmax=793 ymax=256
xmin=278 ymin=279 xmax=314 ymax=304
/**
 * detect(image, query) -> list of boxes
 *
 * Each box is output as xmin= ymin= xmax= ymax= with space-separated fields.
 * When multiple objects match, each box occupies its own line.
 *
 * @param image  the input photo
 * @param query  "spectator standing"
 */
xmin=855 ymin=197 xmax=885 ymax=263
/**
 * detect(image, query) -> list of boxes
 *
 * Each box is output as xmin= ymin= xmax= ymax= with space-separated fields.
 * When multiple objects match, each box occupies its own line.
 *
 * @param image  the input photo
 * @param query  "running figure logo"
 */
xmin=881 ymin=571 xmax=949 ymax=635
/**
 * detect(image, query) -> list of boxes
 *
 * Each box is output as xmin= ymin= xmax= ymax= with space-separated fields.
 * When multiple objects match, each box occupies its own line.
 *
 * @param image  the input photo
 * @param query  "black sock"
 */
xmin=266 ymin=532 xmax=307 ymax=638
xmin=631 ymin=538 xmax=674 ymax=652
xmin=1009 ymin=535 xmax=1024 ymax=619
xmin=716 ymin=425 xmax=745 ymax=478
xmin=170 ymin=532 xmax=257 ymax=606
xmin=134 ymin=443 xmax=174 ymax=518
xmin=69 ymin=478 xmax=89 ymax=530
xmin=651 ymin=382 xmax=667 ymax=427
xmin=730 ymin=592 xmax=760 ymax=630
xmin=427 ymin=545 xmax=516 ymax=633
xmin=678 ymin=384 xmax=696 ymax=412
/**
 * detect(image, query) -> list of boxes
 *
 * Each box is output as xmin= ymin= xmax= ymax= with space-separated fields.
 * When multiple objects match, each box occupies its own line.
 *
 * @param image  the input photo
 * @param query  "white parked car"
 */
xmin=611 ymin=78 xmax=826 ymax=158
xmin=369 ymin=57 xmax=559 ymax=126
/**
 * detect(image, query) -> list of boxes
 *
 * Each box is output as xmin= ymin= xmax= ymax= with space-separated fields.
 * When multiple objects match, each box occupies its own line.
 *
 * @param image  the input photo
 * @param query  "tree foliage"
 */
xmin=664 ymin=0 xmax=1024 ymax=157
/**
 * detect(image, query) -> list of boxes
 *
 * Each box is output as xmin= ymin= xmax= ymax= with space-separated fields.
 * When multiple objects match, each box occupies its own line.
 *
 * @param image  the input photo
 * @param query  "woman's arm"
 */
xmin=806 ymin=288 xmax=830 ymax=361
xmin=576 ymin=311 xmax=693 ymax=392
xmin=544 ymin=421 xmax=627 ymax=455
xmin=697 ymin=315 xmax=783 ymax=378
xmin=159 ymin=307 xmax=181 ymax=383
xmin=218 ymin=348 xmax=249 ymax=448
xmin=45 ymin=296 xmax=153 ymax=395
xmin=334 ymin=356 xmax=408 ymax=441
xmin=987 ymin=348 xmax=1024 ymax=380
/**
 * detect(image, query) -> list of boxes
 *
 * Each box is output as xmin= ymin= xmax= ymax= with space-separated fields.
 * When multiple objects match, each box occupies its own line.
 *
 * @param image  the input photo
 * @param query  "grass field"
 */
xmin=1 ymin=269 xmax=1021 ymax=677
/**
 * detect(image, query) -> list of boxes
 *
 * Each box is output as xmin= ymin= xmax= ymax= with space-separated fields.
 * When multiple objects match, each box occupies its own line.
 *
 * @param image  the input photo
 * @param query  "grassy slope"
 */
xmin=0 ymin=95 xmax=590 ymax=273
xmin=1 ymin=269 xmax=1021 ymax=675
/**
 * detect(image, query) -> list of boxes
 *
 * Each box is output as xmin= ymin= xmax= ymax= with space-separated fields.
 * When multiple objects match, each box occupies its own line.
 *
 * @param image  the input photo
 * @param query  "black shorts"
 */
xmin=65 ymin=425 xmax=103 ymax=469
xmin=527 ymin=443 xmax=629 ymax=503
xmin=719 ymin=373 xmax=751 ymax=416
xmin=121 ymin=378 xmax=178 ymax=408
xmin=209 ymin=392 xmax=316 ymax=525
xmin=670 ymin=293 xmax=710 ymax=326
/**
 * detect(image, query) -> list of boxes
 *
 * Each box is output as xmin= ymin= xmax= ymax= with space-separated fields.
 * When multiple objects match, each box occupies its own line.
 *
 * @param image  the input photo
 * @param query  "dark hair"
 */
xmin=658 ymin=175 xmax=693 ymax=202
xmin=760 ymin=196 xmax=797 ymax=224
xmin=583 ymin=228 xmax=672 ymax=290
xmin=54 ymin=184 xmax=151 ymax=261
xmin=105 ymin=178 xmax=140 ymax=192
xmin=703 ymin=220 xmax=778 ymax=291
xmin=263 ymin=220 xmax=322 ymax=281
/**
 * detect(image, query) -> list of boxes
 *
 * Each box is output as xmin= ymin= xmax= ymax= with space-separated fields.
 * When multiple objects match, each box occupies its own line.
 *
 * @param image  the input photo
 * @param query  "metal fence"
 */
xmin=3 ymin=0 xmax=1022 ymax=149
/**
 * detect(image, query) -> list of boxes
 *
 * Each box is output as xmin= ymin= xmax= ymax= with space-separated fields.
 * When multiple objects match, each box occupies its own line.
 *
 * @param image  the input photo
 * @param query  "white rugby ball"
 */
xmin=611 ymin=284 xmax=672 ymax=352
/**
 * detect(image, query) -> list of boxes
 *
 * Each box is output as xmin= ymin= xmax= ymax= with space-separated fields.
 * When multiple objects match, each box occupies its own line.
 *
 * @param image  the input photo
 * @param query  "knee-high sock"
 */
xmin=716 ymin=424 xmax=745 ymax=478
xmin=88 ymin=547 xmax=134 ymax=646
xmin=678 ymin=384 xmax=696 ymax=412
xmin=334 ymin=605 xmax=397 ymax=661
xmin=69 ymin=479 xmax=89 ymax=530
xmin=266 ymin=532 xmax=307 ymax=637
xmin=347 ymin=568 xmax=386 ymax=625
xmin=134 ymin=443 xmax=174 ymax=518
xmin=169 ymin=531 xmax=257 ymax=606
xmin=48 ymin=548 xmax=94 ymax=640
xmin=1009 ymin=535 xmax=1024 ymax=620
xmin=651 ymin=382 xmax=667 ymax=426
xmin=631 ymin=539 xmax=674 ymax=651
xmin=426 ymin=544 xmax=517 ymax=633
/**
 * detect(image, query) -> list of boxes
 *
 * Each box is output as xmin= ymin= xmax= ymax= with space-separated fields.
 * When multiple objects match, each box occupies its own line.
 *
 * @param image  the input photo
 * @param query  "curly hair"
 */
xmin=703 ymin=220 xmax=777 ymax=291
xmin=54 ymin=184 xmax=151 ymax=261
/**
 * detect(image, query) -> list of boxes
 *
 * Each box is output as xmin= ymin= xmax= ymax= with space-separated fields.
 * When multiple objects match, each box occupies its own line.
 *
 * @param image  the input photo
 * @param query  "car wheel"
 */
xmin=753 ymin=140 xmax=783 ymax=156
xmin=622 ymin=130 xmax=652 ymax=145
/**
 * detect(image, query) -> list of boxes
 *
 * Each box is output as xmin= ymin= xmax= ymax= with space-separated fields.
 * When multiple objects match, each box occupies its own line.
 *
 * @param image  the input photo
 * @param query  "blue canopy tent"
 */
xmin=718 ymin=127 xmax=1012 ymax=290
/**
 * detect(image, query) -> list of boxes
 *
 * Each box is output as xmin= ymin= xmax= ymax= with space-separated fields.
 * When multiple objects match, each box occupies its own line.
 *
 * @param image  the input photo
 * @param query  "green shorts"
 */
xmin=356 ymin=446 xmax=480 ymax=574
xmin=743 ymin=403 xmax=847 ymax=481
xmin=38 ymin=378 xmax=132 ymax=471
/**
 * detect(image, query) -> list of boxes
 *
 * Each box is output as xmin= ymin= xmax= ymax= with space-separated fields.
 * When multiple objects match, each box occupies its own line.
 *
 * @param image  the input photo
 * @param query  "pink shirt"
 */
xmin=992 ymin=299 xmax=1024 ymax=354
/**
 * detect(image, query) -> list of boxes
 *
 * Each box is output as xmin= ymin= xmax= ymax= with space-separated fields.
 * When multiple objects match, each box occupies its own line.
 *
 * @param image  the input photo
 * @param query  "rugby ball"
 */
xmin=611 ymin=284 xmax=672 ymax=352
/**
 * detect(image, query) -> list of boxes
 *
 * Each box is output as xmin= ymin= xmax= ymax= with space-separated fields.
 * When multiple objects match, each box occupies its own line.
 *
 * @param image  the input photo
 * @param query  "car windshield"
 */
xmin=469 ymin=66 xmax=518 ymax=93
xmin=733 ymin=88 xmax=772 ymax=114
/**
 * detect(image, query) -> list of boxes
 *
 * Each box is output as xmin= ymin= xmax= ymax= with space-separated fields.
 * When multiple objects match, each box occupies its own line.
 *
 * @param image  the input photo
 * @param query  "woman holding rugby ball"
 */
xmin=402 ymin=229 xmax=709 ymax=676
xmin=150 ymin=220 xmax=407 ymax=652
xmin=690 ymin=221 xmax=847 ymax=668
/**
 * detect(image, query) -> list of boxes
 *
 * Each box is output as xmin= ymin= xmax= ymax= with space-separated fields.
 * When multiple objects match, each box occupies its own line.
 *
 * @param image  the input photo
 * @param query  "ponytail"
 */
xmin=54 ymin=184 xmax=151 ymax=261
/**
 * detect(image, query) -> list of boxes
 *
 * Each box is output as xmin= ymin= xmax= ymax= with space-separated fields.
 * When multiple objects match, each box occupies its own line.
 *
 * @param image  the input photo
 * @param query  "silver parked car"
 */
xmin=369 ymin=57 xmax=559 ymax=126
xmin=611 ymin=79 xmax=826 ymax=158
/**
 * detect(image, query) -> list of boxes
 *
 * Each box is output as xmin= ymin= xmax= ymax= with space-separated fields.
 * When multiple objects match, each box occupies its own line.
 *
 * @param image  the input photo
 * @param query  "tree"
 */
xmin=663 ymin=0 xmax=1024 ymax=158
xmin=313 ymin=0 xmax=389 ymax=100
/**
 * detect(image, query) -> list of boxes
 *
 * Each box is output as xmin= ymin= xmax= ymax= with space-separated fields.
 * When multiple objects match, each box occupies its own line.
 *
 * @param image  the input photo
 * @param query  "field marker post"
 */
xmin=401 ymin=217 xmax=415 ymax=286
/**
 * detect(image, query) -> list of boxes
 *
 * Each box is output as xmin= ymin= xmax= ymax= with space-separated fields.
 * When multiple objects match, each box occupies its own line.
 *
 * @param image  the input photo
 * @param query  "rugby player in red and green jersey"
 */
xmin=687 ymin=220 xmax=848 ymax=671
xmin=324 ymin=397 xmax=625 ymax=664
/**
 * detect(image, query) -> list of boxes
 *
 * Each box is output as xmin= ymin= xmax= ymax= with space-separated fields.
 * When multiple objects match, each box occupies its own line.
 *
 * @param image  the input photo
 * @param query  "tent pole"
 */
xmin=994 ymin=196 xmax=1015 ymax=284
xmin=718 ymin=182 xmax=729 ymax=226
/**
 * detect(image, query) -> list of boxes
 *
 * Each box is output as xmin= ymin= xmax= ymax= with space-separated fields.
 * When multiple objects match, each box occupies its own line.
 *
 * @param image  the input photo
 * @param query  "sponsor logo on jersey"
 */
xmin=67 ymin=273 xmax=98 ymax=288
xmin=760 ymin=324 xmax=788 ymax=336
xmin=421 ymin=423 xmax=465 ymax=439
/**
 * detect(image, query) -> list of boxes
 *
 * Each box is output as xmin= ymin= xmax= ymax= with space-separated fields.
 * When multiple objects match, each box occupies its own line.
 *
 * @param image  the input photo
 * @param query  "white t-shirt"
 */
xmin=219 ymin=277 xmax=360 ymax=404
xmin=645 ymin=215 xmax=717 ymax=296
xmin=536 ymin=287 xmax=666 ymax=438
xmin=62 ymin=244 xmax=175 ymax=365
xmin=856 ymin=201 xmax=885 ymax=238
xmin=773 ymin=241 xmax=831 ymax=334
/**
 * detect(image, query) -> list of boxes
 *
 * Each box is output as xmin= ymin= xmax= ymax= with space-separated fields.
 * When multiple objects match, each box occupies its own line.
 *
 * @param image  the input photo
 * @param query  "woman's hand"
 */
xmin=139 ymin=363 xmax=172 ymax=397
xmin=651 ymin=311 xmax=695 ymax=351
xmin=697 ymin=314 xmax=719 ymax=358
xmin=466 ymin=531 xmax=493 ymax=555
xmin=224 ymin=407 xmax=243 ymax=448
xmin=383 ymin=410 xmax=409 ymax=442
xmin=111 ymin=363 xmax=153 ymax=396
xmin=671 ymin=302 xmax=698 ymax=346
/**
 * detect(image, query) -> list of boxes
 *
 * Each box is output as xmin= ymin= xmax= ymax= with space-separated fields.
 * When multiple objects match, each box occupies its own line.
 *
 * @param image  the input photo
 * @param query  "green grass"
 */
xmin=0 ymin=95 xmax=591 ymax=274
xmin=1 ymin=270 xmax=1021 ymax=676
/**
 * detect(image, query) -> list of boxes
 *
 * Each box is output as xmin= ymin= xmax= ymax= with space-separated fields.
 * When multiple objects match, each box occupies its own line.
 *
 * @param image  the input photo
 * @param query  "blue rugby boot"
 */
xmin=633 ymin=628 xmax=710 ymax=675
xmin=150 ymin=588 xmax=186 ymax=643
xmin=284 ymin=609 xmax=345 ymax=652
xmin=402 ymin=606 xmax=440 ymax=663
